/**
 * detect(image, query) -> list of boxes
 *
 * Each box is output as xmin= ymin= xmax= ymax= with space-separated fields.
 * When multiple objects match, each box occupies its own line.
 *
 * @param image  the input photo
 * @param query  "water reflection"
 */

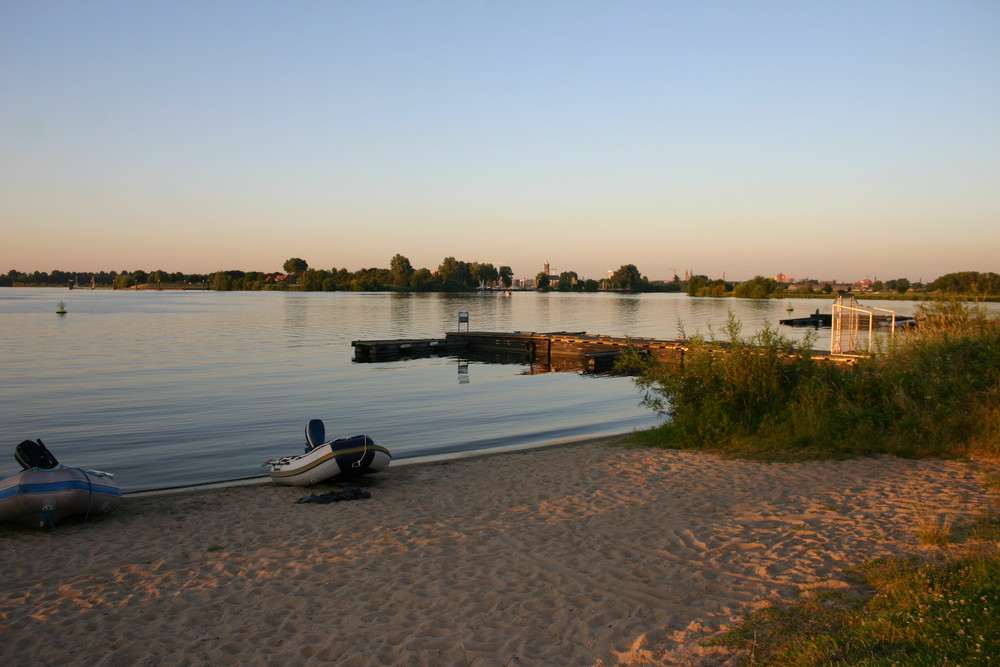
xmin=612 ymin=295 xmax=643 ymax=334
xmin=4 ymin=288 xmax=997 ymax=490
xmin=282 ymin=294 xmax=310 ymax=341
xmin=389 ymin=292 xmax=416 ymax=336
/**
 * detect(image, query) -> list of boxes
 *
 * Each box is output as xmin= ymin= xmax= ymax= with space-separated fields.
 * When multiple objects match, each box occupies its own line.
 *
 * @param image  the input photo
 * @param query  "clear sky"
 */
xmin=2 ymin=1 xmax=998 ymax=283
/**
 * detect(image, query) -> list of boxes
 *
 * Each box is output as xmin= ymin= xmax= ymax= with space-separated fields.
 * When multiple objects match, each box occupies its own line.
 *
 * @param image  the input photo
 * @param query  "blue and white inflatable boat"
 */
xmin=0 ymin=440 xmax=122 ymax=528
xmin=267 ymin=419 xmax=391 ymax=486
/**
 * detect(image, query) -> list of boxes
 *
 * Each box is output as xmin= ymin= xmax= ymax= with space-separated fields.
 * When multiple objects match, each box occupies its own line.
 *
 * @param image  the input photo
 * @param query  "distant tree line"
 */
xmin=1 ymin=268 xmax=209 ymax=289
xmin=251 ymin=255 xmax=520 ymax=292
xmin=927 ymin=271 xmax=1000 ymax=296
xmin=4 ymin=264 xmax=998 ymax=297
xmin=533 ymin=263 xmax=681 ymax=293
xmin=684 ymin=275 xmax=928 ymax=298
xmin=0 ymin=256 xmax=667 ymax=293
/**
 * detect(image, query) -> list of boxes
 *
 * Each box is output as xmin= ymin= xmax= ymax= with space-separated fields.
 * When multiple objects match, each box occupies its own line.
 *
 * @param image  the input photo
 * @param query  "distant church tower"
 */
xmin=544 ymin=260 xmax=550 ymax=276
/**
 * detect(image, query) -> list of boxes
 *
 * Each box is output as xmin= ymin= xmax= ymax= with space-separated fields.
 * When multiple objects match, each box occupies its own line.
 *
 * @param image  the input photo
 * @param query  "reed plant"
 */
xmin=622 ymin=300 xmax=1000 ymax=460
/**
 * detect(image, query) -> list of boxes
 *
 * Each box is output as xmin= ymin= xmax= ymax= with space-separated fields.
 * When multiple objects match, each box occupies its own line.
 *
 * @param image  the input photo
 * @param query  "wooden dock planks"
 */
xmin=352 ymin=330 xmax=688 ymax=371
xmin=351 ymin=337 xmax=467 ymax=362
xmin=352 ymin=330 xmax=861 ymax=373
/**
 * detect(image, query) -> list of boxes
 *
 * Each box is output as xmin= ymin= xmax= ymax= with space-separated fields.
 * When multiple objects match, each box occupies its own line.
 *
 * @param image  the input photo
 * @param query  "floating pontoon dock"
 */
xmin=352 ymin=328 xmax=871 ymax=373
xmin=354 ymin=331 xmax=684 ymax=373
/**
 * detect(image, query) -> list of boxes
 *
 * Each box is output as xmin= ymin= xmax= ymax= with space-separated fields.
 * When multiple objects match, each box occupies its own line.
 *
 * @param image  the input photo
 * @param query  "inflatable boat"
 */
xmin=0 ymin=440 xmax=122 ymax=528
xmin=267 ymin=419 xmax=391 ymax=486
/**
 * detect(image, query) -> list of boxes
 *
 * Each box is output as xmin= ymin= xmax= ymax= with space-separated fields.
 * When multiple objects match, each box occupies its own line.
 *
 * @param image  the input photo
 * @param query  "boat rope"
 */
xmin=42 ymin=467 xmax=96 ymax=535
xmin=352 ymin=436 xmax=369 ymax=469
xmin=332 ymin=434 xmax=369 ymax=469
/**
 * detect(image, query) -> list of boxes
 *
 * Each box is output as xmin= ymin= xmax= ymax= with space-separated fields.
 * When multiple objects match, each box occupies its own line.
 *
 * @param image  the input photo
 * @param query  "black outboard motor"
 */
xmin=305 ymin=419 xmax=326 ymax=452
xmin=15 ymin=439 xmax=59 ymax=470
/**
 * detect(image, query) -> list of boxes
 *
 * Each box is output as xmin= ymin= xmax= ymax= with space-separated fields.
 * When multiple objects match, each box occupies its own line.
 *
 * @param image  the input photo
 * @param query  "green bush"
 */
xmin=622 ymin=300 xmax=1000 ymax=460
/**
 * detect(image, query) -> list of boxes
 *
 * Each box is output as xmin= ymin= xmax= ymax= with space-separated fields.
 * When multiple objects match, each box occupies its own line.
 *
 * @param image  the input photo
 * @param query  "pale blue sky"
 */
xmin=2 ymin=1 xmax=998 ymax=282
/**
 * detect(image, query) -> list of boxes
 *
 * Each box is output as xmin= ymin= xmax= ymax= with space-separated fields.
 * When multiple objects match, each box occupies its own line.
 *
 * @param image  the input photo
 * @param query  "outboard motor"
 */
xmin=15 ymin=439 xmax=59 ymax=470
xmin=305 ymin=419 xmax=326 ymax=452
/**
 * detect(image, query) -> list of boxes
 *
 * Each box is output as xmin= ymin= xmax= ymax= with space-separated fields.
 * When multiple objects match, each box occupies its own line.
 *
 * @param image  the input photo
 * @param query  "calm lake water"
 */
xmin=1 ymin=288 xmax=987 ymax=492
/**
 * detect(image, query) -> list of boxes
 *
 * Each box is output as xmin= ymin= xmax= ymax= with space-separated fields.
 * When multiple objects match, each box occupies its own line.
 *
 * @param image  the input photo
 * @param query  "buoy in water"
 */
xmin=56 ymin=301 xmax=67 ymax=314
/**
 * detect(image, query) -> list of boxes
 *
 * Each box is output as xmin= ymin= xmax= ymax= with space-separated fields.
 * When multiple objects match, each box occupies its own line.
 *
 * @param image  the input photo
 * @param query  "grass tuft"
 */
xmin=708 ymin=535 xmax=1000 ymax=665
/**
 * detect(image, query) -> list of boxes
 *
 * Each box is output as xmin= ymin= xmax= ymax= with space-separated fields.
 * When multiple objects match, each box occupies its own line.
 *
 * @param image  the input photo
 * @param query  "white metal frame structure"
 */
xmin=830 ymin=294 xmax=898 ymax=355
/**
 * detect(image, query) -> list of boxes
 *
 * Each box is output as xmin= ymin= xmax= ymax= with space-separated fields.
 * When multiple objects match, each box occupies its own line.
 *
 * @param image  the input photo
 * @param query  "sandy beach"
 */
xmin=1 ymin=438 xmax=997 ymax=666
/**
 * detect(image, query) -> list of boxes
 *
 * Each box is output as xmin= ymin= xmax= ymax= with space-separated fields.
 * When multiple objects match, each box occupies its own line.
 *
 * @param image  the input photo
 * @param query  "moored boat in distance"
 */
xmin=779 ymin=309 xmax=831 ymax=327
xmin=780 ymin=309 xmax=917 ymax=329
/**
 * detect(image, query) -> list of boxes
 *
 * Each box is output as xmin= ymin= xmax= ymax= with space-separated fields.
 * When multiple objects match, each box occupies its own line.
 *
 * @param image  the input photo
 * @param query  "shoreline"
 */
xmin=2 ymin=437 xmax=997 ymax=665
xmin=126 ymin=433 xmax=628 ymax=497
xmin=6 ymin=285 xmax=1000 ymax=302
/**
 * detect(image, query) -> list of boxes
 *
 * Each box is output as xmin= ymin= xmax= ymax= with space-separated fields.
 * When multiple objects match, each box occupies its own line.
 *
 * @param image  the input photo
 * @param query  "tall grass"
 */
xmin=621 ymin=300 xmax=1000 ymax=460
